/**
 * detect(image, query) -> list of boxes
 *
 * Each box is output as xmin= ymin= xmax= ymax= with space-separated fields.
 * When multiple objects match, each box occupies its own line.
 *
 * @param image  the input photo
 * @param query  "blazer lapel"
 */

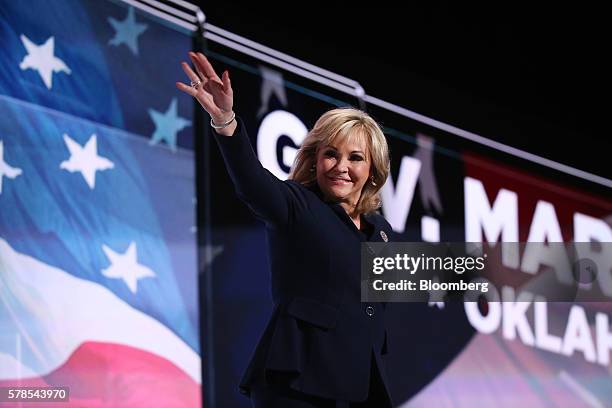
xmin=307 ymin=183 xmax=390 ymax=243
xmin=363 ymin=212 xmax=387 ymax=242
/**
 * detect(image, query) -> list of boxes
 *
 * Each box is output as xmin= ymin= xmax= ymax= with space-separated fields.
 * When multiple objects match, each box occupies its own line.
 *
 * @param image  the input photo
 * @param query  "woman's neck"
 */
xmin=339 ymin=202 xmax=358 ymax=219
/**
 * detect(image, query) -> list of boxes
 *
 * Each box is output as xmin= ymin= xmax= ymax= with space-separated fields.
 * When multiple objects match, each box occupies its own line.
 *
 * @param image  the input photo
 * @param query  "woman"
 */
xmin=177 ymin=52 xmax=396 ymax=407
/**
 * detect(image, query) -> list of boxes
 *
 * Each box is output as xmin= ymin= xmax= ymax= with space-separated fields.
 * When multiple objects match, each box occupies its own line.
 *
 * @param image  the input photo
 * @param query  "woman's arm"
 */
xmin=176 ymin=52 xmax=295 ymax=227
xmin=212 ymin=116 xmax=295 ymax=227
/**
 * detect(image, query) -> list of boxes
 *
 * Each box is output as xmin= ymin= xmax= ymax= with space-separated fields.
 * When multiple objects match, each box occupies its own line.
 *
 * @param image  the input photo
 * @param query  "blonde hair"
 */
xmin=289 ymin=107 xmax=390 ymax=215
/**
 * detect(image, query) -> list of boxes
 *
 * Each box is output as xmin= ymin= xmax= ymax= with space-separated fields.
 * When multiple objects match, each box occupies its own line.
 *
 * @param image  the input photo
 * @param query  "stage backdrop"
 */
xmin=1 ymin=1 xmax=611 ymax=408
xmin=0 ymin=1 xmax=201 ymax=406
xmin=201 ymin=27 xmax=612 ymax=408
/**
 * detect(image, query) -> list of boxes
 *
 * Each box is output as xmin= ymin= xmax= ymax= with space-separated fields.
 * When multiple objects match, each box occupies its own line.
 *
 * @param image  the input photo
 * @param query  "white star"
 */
xmin=0 ymin=140 xmax=23 ymax=195
xmin=19 ymin=35 xmax=71 ymax=90
xmin=101 ymin=242 xmax=156 ymax=294
xmin=60 ymin=134 xmax=114 ymax=189
xmin=108 ymin=7 xmax=148 ymax=55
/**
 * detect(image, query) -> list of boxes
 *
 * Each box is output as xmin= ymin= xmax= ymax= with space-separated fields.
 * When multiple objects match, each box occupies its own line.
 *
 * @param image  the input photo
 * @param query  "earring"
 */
xmin=370 ymin=175 xmax=377 ymax=186
xmin=310 ymin=164 xmax=315 ymax=173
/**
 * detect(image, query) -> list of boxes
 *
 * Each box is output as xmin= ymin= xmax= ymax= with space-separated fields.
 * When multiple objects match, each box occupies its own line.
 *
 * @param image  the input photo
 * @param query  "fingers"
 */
xmin=181 ymin=61 xmax=202 ymax=84
xmin=179 ymin=52 xmax=233 ymax=115
xmin=221 ymin=70 xmax=232 ymax=95
xmin=180 ymin=60 xmax=212 ymax=98
xmin=188 ymin=53 xmax=208 ymax=83
xmin=188 ymin=52 xmax=206 ymax=79
xmin=191 ymin=52 xmax=222 ymax=84
xmin=203 ymin=78 xmax=224 ymax=95
xmin=176 ymin=81 xmax=220 ymax=115
xmin=200 ymin=70 xmax=231 ymax=96
xmin=175 ymin=81 xmax=197 ymax=97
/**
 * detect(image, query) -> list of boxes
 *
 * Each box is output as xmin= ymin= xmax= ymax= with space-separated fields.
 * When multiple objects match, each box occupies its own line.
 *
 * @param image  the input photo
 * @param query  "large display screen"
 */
xmin=0 ymin=1 xmax=201 ymax=406
xmin=201 ymin=32 xmax=611 ymax=407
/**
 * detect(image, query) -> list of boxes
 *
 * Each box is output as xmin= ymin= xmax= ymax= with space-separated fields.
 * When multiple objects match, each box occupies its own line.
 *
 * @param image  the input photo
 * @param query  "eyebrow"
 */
xmin=325 ymin=146 xmax=365 ymax=154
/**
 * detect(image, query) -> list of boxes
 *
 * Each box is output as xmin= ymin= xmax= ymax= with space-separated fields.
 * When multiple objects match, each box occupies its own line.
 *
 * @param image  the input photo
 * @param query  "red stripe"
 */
xmin=0 ymin=341 xmax=201 ymax=407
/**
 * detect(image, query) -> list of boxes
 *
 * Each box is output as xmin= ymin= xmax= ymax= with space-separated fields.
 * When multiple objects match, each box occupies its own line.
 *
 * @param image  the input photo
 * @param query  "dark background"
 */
xmin=197 ymin=2 xmax=608 ymax=181
xmin=191 ymin=3 xmax=610 ymax=407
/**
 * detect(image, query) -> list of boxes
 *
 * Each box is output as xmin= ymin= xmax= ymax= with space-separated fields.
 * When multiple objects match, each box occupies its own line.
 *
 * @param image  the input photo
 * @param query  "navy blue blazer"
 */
xmin=213 ymin=118 xmax=397 ymax=403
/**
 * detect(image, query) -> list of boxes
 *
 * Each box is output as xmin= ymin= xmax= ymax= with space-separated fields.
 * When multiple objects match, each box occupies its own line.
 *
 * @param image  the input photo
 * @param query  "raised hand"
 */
xmin=176 ymin=52 xmax=234 ymax=127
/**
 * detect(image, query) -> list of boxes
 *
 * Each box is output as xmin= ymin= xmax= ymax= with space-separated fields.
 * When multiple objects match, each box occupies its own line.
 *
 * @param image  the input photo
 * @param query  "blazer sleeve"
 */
xmin=212 ymin=117 xmax=299 ymax=228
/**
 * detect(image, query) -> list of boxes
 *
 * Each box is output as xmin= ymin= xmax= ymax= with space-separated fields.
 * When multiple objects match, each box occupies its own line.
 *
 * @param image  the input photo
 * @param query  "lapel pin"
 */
xmin=380 ymin=230 xmax=388 ymax=242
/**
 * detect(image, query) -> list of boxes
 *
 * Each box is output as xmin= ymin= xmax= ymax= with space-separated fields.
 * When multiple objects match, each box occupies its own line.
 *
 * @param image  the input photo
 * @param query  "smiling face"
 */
xmin=289 ymin=107 xmax=390 ymax=216
xmin=315 ymin=133 xmax=371 ymax=210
